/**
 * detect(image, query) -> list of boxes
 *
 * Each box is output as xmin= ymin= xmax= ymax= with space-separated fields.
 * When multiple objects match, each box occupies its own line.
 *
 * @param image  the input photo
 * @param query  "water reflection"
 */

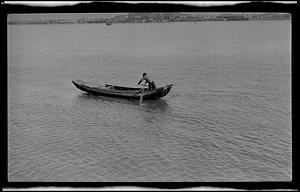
xmin=74 ymin=93 xmax=172 ymax=127
xmin=138 ymin=100 xmax=171 ymax=125
xmin=74 ymin=93 xmax=170 ymax=114
xmin=140 ymin=99 xmax=169 ymax=112
xmin=77 ymin=93 xmax=166 ymax=105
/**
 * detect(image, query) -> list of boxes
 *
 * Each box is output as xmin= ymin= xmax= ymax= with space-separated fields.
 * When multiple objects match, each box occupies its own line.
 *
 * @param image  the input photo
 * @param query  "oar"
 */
xmin=131 ymin=84 xmax=147 ymax=96
xmin=138 ymin=84 xmax=148 ymax=105
xmin=130 ymin=84 xmax=147 ymax=105
xmin=131 ymin=90 xmax=142 ymax=97
xmin=139 ymin=89 xmax=144 ymax=105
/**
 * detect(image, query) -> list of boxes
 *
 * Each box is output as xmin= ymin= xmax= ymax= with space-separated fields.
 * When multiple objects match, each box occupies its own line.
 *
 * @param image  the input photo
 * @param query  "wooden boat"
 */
xmin=72 ymin=80 xmax=173 ymax=100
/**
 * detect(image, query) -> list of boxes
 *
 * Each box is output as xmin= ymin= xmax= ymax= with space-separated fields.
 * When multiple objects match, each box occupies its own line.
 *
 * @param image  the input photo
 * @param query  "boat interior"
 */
xmin=105 ymin=84 xmax=149 ymax=91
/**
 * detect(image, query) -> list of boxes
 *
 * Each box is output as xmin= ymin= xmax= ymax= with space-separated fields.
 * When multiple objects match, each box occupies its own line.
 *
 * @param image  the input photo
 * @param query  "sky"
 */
xmin=4 ymin=1 xmax=91 ymax=6
xmin=4 ymin=1 xmax=297 ymax=7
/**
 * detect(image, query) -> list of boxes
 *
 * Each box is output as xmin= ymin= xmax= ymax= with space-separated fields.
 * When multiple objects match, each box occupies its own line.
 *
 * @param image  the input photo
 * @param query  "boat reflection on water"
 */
xmin=139 ymin=99 xmax=169 ymax=112
xmin=75 ymin=93 xmax=171 ymax=125
xmin=75 ymin=93 xmax=170 ymax=113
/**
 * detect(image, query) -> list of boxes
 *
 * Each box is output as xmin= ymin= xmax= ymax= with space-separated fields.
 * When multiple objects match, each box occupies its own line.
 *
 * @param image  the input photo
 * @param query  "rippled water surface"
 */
xmin=8 ymin=20 xmax=291 ymax=182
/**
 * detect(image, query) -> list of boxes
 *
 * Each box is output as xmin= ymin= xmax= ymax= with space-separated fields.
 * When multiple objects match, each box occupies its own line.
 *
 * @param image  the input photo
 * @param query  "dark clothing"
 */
xmin=148 ymin=81 xmax=156 ymax=90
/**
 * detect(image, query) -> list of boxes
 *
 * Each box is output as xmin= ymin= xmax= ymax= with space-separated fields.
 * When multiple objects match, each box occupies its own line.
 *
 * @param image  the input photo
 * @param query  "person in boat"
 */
xmin=138 ymin=73 xmax=156 ymax=90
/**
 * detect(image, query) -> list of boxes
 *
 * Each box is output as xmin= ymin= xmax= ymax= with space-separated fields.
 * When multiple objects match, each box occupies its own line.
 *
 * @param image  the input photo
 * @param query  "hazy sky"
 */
xmin=5 ymin=1 xmax=91 ymax=6
xmin=5 ymin=1 xmax=297 ymax=7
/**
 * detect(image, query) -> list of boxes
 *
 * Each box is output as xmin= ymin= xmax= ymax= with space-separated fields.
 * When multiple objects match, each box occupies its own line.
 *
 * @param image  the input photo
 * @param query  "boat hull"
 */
xmin=72 ymin=80 xmax=172 ymax=100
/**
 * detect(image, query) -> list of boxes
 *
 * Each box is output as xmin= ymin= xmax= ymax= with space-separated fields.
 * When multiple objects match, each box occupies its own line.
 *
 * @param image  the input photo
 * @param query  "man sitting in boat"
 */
xmin=138 ymin=73 xmax=156 ymax=90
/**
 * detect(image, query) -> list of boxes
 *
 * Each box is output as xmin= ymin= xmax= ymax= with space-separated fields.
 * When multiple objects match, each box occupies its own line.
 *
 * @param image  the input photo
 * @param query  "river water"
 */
xmin=8 ymin=20 xmax=291 ymax=182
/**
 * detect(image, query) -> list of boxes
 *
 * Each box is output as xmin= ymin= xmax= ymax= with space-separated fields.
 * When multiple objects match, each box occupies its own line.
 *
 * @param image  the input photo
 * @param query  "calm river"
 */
xmin=8 ymin=20 xmax=291 ymax=182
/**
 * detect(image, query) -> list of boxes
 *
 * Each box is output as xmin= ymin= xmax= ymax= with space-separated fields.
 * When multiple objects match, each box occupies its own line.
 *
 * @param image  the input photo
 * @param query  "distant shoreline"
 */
xmin=7 ymin=19 xmax=291 ymax=25
xmin=7 ymin=13 xmax=291 ymax=25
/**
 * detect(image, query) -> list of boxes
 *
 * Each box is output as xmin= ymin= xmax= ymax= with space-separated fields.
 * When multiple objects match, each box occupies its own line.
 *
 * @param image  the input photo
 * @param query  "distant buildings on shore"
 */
xmin=7 ymin=13 xmax=291 ymax=25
